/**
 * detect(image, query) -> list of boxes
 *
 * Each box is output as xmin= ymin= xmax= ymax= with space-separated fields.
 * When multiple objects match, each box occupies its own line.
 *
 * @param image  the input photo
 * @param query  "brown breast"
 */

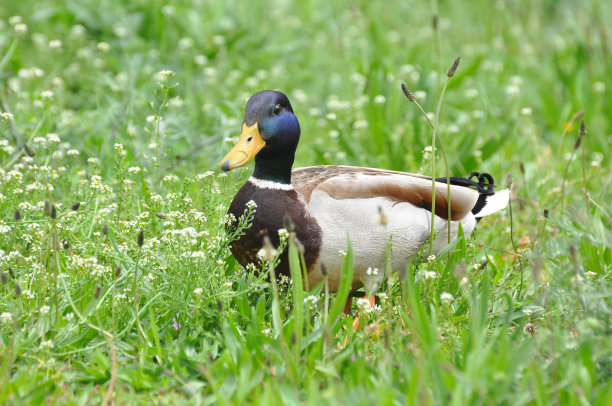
xmin=227 ymin=181 xmax=322 ymax=278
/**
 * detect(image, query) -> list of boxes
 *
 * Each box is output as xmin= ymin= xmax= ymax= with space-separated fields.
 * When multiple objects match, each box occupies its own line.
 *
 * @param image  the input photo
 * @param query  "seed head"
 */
xmin=156 ymin=213 xmax=167 ymax=219
xmin=8 ymin=267 xmax=15 ymax=279
xmin=506 ymin=173 xmax=513 ymax=188
xmin=114 ymin=265 xmax=121 ymax=277
xmin=523 ymin=322 xmax=535 ymax=335
xmin=519 ymin=162 xmax=525 ymax=175
xmin=321 ymin=262 xmax=328 ymax=276
xmin=24 ymin=143 xmax=36 ymax=157
xmin=137 ymin=230 xmax=144 ymax=247
xmin=569 ymin=244 xmax=577 ymax=262
xmin=1 ymin=272 xmax=7 ymax=284
xmin=401 ymin=83 xmax=415 ymax=101
xmin=579 ymin=120 xmax=586 ymax=136
xmin=71 ymin=202 xmax=80 ymax=211
xmin=62 ymin=238 xmax=70 ymax=250
xmin=94 ymin=285 xmax=101 ymax=299
xmin=447 ymin=56 xmax=461 ymax=78
xmin=217 ymin=298 xmax=223 ymax=312
xmin=480 ymin=259 xmax=488 ymax=270
xmin=44 ymin=200 xmax=51 ymax=217
xmin=14 ymin=209 xmax=22 ymax=221
xmin=15 ymin=283 xmax=22 ymax=297
xmin=571 ymin=110 xmax=585 ymax=122
xmin=573 ymin=135 xmax=582 ymax=150
xmin=543 ymin=208 xmax=549 ymax=219
xmin=50 ymin=204 xmax=57 ymax=219
xmin=102 ymin=224 xmax=108 ymax=234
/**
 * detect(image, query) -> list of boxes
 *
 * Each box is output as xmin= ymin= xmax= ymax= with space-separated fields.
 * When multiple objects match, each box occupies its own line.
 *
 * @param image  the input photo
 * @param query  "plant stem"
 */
xmin=428 ymin=76 xmax=452 ymax=255
xmin=412 ymin=100 xmax=452 ymax=245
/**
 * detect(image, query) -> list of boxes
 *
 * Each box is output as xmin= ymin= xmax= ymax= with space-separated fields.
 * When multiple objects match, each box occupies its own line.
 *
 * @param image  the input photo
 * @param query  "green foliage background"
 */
xmin=0 ymin=0 xmax=610 ymax=404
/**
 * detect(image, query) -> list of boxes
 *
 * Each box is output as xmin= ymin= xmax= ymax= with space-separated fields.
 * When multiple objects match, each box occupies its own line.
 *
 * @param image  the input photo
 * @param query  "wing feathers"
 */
xmin=292 ymin=166 xmax=480 ymax=221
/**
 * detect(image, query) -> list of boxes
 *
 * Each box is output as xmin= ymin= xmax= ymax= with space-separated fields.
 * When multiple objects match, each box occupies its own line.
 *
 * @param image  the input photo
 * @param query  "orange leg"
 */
xmin=343 ymin=296 xmax=354 ymax=315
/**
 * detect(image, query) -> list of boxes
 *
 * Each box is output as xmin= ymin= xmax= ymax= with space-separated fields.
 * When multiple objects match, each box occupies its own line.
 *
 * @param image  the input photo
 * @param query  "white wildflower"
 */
xmin=193 ymin=287 xmax=203 ymax=296
xmin=162 ymin=175 xmax=178 ymax=182
xmin=9 ymin=16 xmax=23 ymax=26
xmin=196 ymin=171 xmax=215 ymax=180
xmin=356 ymin=297 xmax=375 ymax=314
xmin=353 ymin=120 xmax=368 ymax=129
xmin=194 ymin=54 xmax=208 ymax=65
xmin=592 ymin=82 xmax=605 ymax=93
xmin=465 ymin=88 xmax=478 ymax=99
xmin=505 ymin=84 xmax=520 ymax=96
xmin=246 ymin=200 xmax=257 ymax=209
xmin=46 ymin=133 xmax=60 ymax=143
xmin=427 ymin=255 xmax=436 ymax=263
xmin=440 ymin=292 xmax=454 ymax=305
xmin=373 ymin=95 xmax=386 ymax=104
xmin=48 ymin=39 xmax=62 ymax=50
xmin=414 ymin=90 xmax=427 ymax=100
xmin=1 ymin=112 xmax=14 ymax=121
xmin=1 ymin=312 xmax=12 ymax=325
xmin=41 ymin=90 xmax=54 ymax=100
xmin=97 ymin=42 xmax=111 ymax=52
xmin=158 ymin=69 xmax=175 ymax=78
xmin=14 ymin=23 xmax=28 ymax=35
xmin=304 ymin=295 xmax=318 ymax=306
xmin=40 ymin=305 xmax=50 ymax=315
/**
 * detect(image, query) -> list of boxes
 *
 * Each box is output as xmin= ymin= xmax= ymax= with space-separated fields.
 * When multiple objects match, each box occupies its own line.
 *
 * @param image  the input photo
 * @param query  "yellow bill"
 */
xmin=218 ymin=122 xmax=266 ymax=171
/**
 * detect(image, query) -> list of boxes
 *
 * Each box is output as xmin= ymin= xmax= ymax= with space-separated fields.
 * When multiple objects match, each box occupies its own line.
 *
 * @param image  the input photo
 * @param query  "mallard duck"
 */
xmin=219 ymin=90 xmax=509 ymax=293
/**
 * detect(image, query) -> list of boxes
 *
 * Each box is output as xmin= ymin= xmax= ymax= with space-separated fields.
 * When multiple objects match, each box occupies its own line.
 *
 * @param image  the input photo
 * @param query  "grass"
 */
xmin=0 ymin=0 xmax=611 ymax=404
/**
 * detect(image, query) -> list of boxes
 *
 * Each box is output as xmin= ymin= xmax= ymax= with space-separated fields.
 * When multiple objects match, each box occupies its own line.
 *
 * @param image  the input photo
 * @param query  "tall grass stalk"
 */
xmin=401 ymin=78 xmax=453 ymax=245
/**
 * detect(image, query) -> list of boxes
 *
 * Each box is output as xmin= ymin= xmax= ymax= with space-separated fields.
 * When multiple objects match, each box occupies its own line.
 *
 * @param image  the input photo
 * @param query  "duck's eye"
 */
xmin=272 ymin=104 xmax=282 ymax=115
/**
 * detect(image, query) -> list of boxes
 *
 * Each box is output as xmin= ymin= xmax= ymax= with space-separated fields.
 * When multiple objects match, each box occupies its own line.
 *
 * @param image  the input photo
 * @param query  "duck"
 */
xmin=218 ymin=90 xmax=509 ymax=294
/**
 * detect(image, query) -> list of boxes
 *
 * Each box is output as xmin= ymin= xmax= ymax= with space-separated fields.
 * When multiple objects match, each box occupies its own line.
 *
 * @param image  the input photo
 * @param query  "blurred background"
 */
xmin=1 ymin=0 xmax=609 ymax=187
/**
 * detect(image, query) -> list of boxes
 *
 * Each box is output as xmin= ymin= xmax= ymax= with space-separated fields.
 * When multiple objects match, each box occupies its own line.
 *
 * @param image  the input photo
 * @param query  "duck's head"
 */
xmin=219 ymin=91 xmax=300 ymax=176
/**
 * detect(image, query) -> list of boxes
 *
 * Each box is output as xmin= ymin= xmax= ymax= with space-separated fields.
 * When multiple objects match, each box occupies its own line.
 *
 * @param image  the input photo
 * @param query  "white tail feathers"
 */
xmin=473 ymin=189 xmax=510 ymax=218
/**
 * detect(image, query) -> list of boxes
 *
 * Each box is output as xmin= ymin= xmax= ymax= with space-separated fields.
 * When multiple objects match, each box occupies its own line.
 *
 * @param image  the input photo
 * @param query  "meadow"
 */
xmin=0 ymin=0 xmax=611 ymax=404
